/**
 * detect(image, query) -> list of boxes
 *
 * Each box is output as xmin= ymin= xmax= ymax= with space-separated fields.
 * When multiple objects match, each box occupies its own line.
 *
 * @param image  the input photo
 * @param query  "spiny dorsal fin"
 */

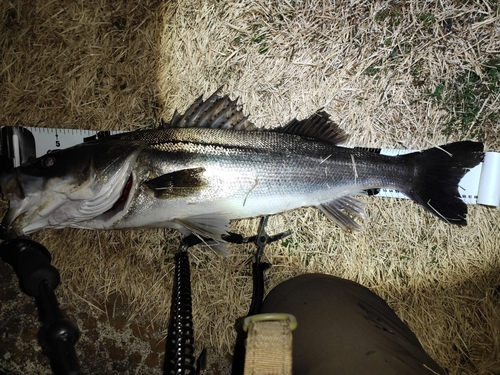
xmin=161 ymin=91 xmax=257 ymax=131
xmin=276 ymin=111 xmax=348 ymax=145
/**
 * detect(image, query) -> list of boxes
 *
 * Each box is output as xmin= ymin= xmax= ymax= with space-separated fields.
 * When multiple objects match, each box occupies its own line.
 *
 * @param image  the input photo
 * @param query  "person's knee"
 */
xmin=261 ymin=274 xmax=446 ymax=375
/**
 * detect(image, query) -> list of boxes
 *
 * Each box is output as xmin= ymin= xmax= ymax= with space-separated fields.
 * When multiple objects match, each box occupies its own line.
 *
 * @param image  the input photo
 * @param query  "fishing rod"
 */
xmin=0 ymin=228 xmax=204 ymax=375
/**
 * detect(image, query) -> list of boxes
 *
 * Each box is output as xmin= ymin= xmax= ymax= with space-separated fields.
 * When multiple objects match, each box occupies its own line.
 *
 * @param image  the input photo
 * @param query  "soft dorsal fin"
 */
xmin=276 ymin=111 xmax=348 ymax=145
xmin=160 ymin=91 xmax=257 ymax=131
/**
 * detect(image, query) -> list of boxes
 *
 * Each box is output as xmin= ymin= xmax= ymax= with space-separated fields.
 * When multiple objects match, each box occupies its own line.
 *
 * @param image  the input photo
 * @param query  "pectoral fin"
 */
xmin=144 ymin=167 xmax=206 ymax=198
xmin=318 ymin=195 xmax=366 ymax=231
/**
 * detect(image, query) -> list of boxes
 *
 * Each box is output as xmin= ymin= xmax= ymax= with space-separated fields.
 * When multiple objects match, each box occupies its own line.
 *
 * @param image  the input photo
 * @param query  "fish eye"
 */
xmin=41 ymin=155 xmax=56 ymax=168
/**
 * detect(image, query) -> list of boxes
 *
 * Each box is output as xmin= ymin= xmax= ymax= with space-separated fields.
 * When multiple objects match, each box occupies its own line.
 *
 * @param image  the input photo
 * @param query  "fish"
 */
xmin=0 ymin=92 xmax=484 ymax=253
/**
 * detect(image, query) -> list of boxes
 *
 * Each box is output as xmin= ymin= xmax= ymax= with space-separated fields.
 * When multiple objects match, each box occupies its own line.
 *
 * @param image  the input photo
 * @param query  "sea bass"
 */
xmin=0 ymin=93 xmax=484 ymax=251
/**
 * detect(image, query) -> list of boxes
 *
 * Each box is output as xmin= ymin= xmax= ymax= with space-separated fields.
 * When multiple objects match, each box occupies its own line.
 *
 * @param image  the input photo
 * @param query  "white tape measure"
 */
xmin=1 ymin=127 xmax=123 ymax=165
xmin=0 ymin=126 xmax=498 ymax=206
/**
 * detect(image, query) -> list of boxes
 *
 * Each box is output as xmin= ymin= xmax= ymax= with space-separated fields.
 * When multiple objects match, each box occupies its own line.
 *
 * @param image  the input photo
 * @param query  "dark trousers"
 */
xmin=261 ymin=274 xmax=446 ymax=375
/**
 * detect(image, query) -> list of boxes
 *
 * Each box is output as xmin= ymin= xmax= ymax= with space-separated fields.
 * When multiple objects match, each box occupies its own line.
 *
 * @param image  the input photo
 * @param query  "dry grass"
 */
xmin=1 ymin=0 xmax=500 ymax=374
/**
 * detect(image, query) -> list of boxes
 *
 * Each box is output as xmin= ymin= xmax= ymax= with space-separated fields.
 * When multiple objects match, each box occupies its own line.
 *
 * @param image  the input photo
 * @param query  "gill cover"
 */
xmin=0 ymin=139 xmax=144 ymax=234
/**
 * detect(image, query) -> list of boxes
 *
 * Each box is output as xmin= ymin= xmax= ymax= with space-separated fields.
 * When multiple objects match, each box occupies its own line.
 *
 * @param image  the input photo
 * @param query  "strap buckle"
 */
xmin=242 ymin=313 xmax=297 ymax=332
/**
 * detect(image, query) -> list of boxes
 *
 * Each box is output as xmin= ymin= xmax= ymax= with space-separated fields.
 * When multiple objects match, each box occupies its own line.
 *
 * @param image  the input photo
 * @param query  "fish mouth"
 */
xmin=2 ymin=162 xmax=137 ymax=234
xmin=0 ymin=140 xmax=145 ymax=234
xmin=0 ymin=171 xmax=43 ymax=234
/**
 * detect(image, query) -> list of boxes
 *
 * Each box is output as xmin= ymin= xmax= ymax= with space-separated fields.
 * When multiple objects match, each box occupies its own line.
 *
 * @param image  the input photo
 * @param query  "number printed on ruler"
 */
xmin=26 ymin=127 xmax=98 ymax=157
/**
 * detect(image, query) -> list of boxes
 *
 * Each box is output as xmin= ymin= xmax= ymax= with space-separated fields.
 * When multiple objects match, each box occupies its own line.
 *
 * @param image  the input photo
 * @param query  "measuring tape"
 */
xmin=1 ymin=126 xmax=498 ymax=206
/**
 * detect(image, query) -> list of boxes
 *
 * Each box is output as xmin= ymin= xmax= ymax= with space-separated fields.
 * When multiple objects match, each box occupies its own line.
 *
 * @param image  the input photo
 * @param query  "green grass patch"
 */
xmin=233 ymin=25 xmax=270 ymax=55
xmin=375 ymin=4 xmax=402 ymax=30
xmin=429 ymin=58 xmax=500 ymax=140
xmin=418 ymin=12 xmax=435 ymax=26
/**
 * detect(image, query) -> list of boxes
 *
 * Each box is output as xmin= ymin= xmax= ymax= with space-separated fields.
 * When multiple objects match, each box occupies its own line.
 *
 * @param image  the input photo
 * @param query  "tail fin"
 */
xmin=402 ymin=141 xmax=484 ymax=225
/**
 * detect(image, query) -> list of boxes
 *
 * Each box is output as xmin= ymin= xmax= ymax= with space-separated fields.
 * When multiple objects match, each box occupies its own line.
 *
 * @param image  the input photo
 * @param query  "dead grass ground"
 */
xmin=1 ymin=0 xmax=499 ymax=374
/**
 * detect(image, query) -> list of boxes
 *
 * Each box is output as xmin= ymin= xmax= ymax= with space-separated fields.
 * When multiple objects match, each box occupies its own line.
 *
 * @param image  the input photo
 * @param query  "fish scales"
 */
xmin=112 ymin=127 xmax=447 ymax=229
xmin=124 ymin=127 xmax=407 ymax=201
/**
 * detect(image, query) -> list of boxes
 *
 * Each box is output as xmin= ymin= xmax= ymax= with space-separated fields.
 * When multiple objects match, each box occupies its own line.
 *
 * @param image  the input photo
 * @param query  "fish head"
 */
xmin=0 ymin=139 xmax=145 ymax=234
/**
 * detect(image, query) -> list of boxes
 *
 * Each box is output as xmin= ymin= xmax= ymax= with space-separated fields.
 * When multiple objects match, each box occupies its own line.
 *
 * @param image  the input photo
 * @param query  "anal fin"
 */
xmin=318 ymin=195 xmax=366 ymax=231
